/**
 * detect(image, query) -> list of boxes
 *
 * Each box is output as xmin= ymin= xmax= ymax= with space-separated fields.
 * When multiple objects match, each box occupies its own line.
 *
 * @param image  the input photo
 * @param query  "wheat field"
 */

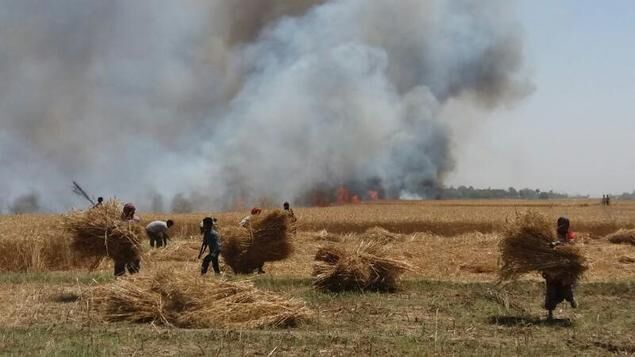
xmin=0 ymin=200 xmax=633 ymax=356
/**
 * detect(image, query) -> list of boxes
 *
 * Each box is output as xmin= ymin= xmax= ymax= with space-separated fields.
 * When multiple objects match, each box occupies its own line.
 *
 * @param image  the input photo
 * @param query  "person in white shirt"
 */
xmin=145 ymin=219 xmax=174 ymax=248
xmin=240 ymin=207 xmax=262 ymax=228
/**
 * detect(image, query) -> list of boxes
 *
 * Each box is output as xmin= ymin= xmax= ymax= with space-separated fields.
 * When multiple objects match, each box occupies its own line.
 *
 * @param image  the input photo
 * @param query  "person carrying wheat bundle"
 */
xmin=240 ymin=207 xmax=265 ymax=273
xmin=498 ymin=211 xmax=587 ymax=321
xmin=544 ymin=217 xmax=578 ymax=320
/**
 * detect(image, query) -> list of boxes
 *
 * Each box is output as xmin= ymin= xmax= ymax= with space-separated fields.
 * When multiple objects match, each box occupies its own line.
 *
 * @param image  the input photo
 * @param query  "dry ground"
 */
xmin=0 ymin=200 xmax=634 ymax=356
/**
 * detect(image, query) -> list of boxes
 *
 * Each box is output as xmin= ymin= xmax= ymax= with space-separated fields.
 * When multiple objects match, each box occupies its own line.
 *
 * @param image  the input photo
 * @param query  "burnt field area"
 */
xmin=0 ymin=200 xmax=633 ymax=356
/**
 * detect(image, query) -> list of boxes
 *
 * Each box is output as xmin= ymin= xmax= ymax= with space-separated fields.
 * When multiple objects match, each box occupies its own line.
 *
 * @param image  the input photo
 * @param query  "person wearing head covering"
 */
xmin=146 ymin=219 xmax=174 ymax=248
xmin=113 ymin=202 xmax=142 ymax=276
xmin=544 ymin=216 xmax=577 ymax=320
xmin=240 ymin=207 xmax=262 ymax=228
xmin=121 ymin=203 xmax=140 ymax=222
xmin=198 ymin=217 xmax=221 ymax=275
xmin=240 ymin=208 xmax=266 ymax=273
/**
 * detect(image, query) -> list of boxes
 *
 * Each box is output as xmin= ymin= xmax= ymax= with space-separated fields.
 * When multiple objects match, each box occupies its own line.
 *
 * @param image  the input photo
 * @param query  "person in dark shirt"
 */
xmin=93 ymin=197 xmax=104 ymax=208
xmin=198 ymin=217 xmax=221 ymax=275
xmin=544 ymin=217 xmax=577 ymax=320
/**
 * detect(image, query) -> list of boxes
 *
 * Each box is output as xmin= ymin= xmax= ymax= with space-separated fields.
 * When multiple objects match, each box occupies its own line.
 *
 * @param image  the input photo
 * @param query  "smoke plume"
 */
xmin=0 ymin=0 xmax=530 ymax=211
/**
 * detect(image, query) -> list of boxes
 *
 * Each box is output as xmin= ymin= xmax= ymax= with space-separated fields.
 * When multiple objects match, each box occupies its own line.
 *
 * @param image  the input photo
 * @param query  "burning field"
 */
xmin=0 ymin=200 xmax=634 ymax=356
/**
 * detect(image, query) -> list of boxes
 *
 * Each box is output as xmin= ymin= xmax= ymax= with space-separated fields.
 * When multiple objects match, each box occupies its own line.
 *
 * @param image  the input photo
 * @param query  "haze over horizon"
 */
xmin=0 ymin=0 xmax=633 ymax=212
xmin=446 ymin=0 xmax=635 ymax=197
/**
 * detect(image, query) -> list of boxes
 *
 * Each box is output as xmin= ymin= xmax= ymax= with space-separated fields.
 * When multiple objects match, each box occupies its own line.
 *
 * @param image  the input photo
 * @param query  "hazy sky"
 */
xmin=447 ymin=0 xmax=635 ymax=196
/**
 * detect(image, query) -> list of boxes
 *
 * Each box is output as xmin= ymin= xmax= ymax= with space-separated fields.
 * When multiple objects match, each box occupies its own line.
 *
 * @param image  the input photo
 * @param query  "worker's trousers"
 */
xmin=201 ymin=252 xmax=220 ymax=274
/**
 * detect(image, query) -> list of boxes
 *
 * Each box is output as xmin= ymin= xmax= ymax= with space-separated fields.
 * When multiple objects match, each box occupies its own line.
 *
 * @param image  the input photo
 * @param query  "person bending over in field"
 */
xmin=199 ymin=217 xmax=221 ymax=275
xmin=543 ymin=217 xmax=577 ymax=320
xmin=146 ymin=219 xmax=174 ymax=248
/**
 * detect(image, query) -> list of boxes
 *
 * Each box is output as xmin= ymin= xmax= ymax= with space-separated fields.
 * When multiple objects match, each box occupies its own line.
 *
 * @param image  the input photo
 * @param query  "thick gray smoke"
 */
xmin=0 ymin=0 xmax=529 ymax=211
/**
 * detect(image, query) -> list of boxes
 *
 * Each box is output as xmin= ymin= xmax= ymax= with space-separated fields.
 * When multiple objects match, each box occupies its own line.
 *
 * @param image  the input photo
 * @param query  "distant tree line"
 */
xmin=617 ymin=191 xmax=635 ymax=200
xmin=436 ymin=186 xmax=580 ymax=200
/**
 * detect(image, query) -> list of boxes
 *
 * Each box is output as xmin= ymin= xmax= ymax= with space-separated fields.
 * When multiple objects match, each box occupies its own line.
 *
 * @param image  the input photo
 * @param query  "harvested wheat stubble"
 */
xmin=309 ymin=229 xmax=342 ymax=242
xmin=605 ymin=229 xmax=635 ymax=245
xmin=481 ymin=287 xmax=529 ymax=314
xmin=363 ymin=227 xmax=405 ymax=243
xmin=145 ymin=241 xmax=200 ymax=262
xmin=89 ymin=268 xmax=312 ymax=329
xmin=498 ymin=211 xmax=588 ymax=283
xmin=219 ymin=210 xmax=293 ymax=274
xmin=62 ymin=200 xmax=144 ymax=263
xmin=312 ymin=241 xmax=413 ymax=292
xmin=618 ymin=256 xmax=635 ymax=264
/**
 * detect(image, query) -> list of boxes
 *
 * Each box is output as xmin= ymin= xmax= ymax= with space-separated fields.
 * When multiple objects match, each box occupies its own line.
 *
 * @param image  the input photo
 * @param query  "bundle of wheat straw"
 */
xmin=89 ymin=268 xmax=312 ymax=329
xmin=363 ymin=227 xmax=405 ymax=243
xmin=62 ymin=200 xmax=144 ymax=263
xmin=312 ymin=241 xmax=413 ymax=292
xmin=219 ymin=210 xmax=293 ymax=274
xmin=145 ymin=241 xmax=200 ymax=262
xmin=605 ymin=229 xmax=635 ymax=245
xmin=498 ymin=211 xmax=588 ymax=283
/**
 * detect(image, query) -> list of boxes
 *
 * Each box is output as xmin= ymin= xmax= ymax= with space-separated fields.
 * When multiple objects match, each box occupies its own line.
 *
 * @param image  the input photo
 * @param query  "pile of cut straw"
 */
xmin=89 ymin=268 xmax=312 ymax=329
xmin=220 ymin=210 xmax=293 ymax=274
xmin=605 ymin=229 xmax=635 ymax=245
xmin=312 ymin=241 xmax=413 ymax=292
xmin=363 ymin=227 xmax=405 ymax=243
xmin=62 ymin=200 xmax=144 ymax=263
xmin=498 ymin=211 xmax=587 ymax=283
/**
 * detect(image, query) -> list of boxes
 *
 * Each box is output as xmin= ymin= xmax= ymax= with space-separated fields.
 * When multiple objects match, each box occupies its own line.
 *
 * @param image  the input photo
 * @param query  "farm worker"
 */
xmin=92 ymin=197 xmax=104 ymax=208
xmin=114 ymin=202 xmax=141 ymax=276
xmin=198 ymin=217 xmax=221 ymax=275
xmin=543 ymin=216 xmax=577 ymax=320
xmin=114 ymin=258 xmax=141 ymax=277
xmin=283 ymin=202 xmax=297 ymax=222
xmin=606 ymin=195 xmax=611 ymax=206
xmin=240 ymin=208 xmax=266 ymax=273
xmin=240 ymin=207 xmax=262 ymax=228
xmin=121 ymin=203 xmax=140 ymax=222
xmin=283 ymin=201 xmax=298 ymax=235
xmin=146 ymin=219 xmax=174 ymax=248
xmin=200 ymin=217 xmax=218 ymax=234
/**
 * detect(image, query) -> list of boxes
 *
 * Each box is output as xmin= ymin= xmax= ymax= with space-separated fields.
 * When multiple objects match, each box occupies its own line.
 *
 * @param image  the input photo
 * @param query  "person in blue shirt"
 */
xmin=198 ymin=217 xmax=221 ymax=275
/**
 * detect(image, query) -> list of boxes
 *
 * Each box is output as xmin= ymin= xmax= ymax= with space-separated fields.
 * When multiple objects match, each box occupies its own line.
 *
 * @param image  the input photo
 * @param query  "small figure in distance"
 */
xmin=283 ymin=201 xmax=296 ymax=221
xmin=93 ymin=197 xmax=104 ymax=208
xmin=283 ymin=201 xmax=298 ymax=234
